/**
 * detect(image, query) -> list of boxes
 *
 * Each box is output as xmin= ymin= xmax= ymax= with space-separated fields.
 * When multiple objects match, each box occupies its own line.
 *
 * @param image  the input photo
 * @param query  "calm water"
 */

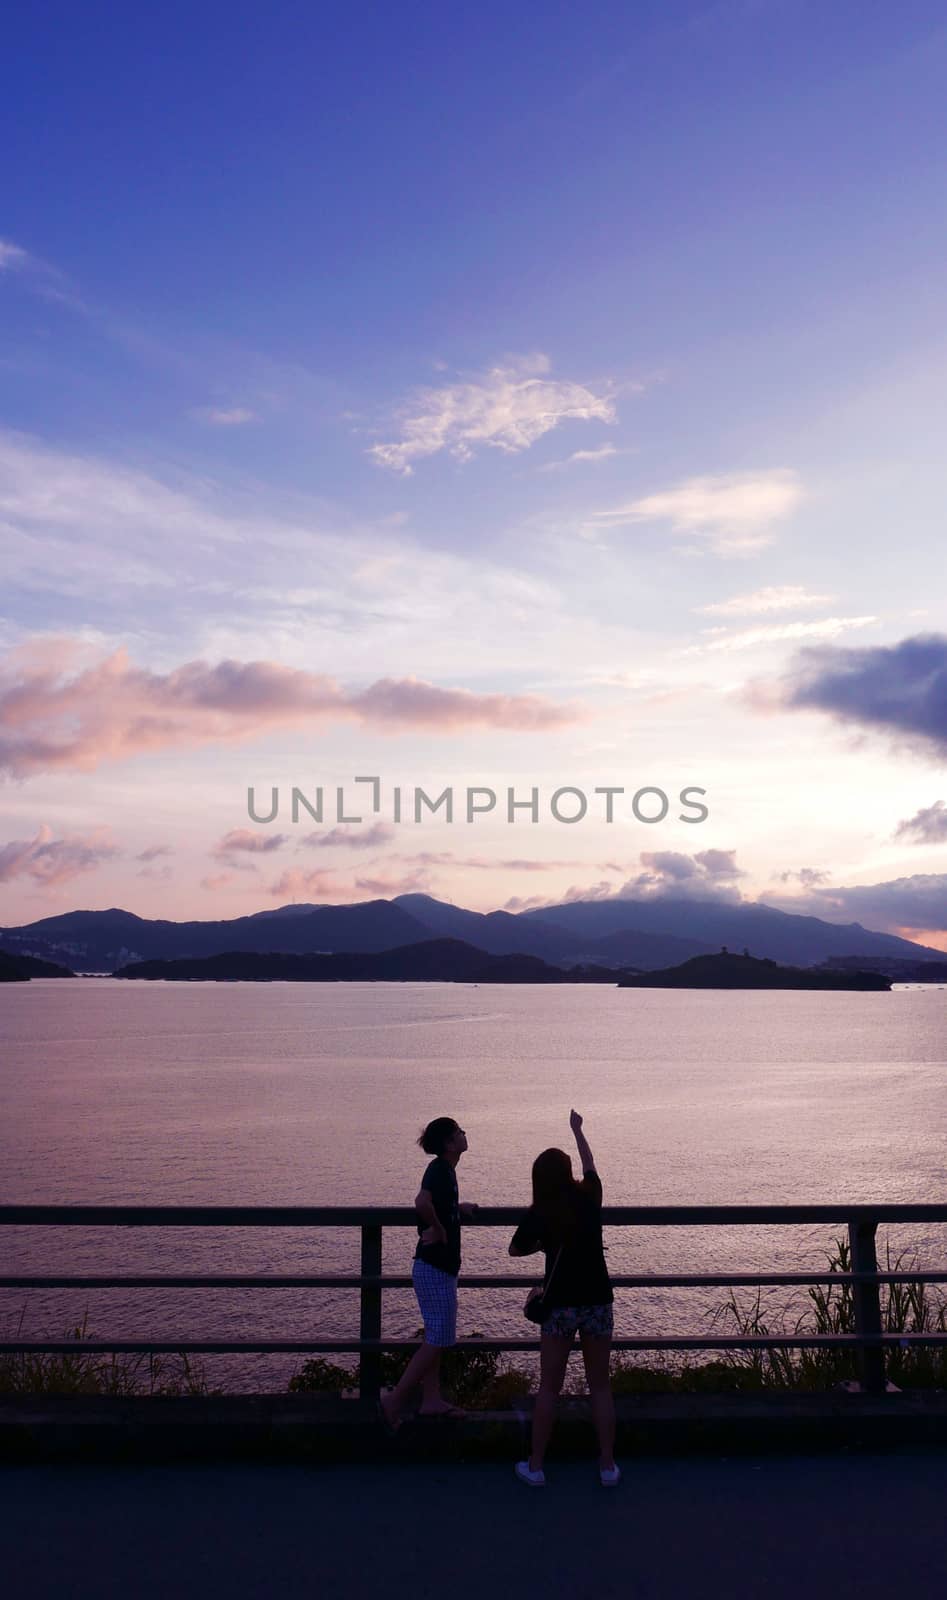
xmin=2 ymin=978 xmax=946 ymax=1390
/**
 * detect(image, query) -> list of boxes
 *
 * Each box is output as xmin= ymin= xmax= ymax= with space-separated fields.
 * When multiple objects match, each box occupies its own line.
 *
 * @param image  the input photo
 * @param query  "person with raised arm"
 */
xmin=379 ymin=1116 xmax=477 ymax=1431
xmin=509 ymin=1109 xmax=618 ymax=1487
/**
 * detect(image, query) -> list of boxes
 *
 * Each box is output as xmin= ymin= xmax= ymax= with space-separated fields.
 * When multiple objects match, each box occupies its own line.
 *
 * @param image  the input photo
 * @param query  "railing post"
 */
xmin=849 ymin=1219 xmax=886 ymax=1394
xmin=359 ymin=1222 xmax=383 ymax=1405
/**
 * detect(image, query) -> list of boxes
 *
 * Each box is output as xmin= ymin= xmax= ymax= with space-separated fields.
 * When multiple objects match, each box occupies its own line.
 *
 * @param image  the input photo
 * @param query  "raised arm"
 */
xmin=569 ymin=1108 xmax=595 ymax=1173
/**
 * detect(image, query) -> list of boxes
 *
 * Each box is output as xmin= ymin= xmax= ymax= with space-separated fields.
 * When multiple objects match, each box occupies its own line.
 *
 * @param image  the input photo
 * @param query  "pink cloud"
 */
xmin=301 ymin=823 xmax=396 ymax=851
xmin=0 ymin=637 xmax=583 ymax=776
xmin=0 ymin=823 xmax=119 ymax=888
xmin=266 ymin=867 xmax=351 ymax=901
xmin=214 ymin=828 xmax=289 ymax=857
xmin=136 ymin=844 xmax=173 ymax=862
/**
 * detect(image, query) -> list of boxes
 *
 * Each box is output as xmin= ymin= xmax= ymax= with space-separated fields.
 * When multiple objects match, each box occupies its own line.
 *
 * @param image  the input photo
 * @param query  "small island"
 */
xmin=617 ymin=951 xmax=891 ymax=991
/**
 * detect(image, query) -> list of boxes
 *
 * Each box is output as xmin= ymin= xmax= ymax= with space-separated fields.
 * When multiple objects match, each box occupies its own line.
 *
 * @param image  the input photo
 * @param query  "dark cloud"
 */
xmin=777 ymin=866 xmax=831 ymax=886
xmin=761 ymin=873 xmax=947 ymax=935
xmin=894 ymin=800 xmax=947 ymax=845
xmin=780 ymin=633 xmax=947 ymax=757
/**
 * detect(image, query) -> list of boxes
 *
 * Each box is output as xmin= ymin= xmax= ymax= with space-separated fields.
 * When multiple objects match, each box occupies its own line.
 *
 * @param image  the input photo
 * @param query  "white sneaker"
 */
xmin=515 ymin=1460 xmax=546 ymax=1487
xmin=599 ymin=1463 xmax=621 ymax=1488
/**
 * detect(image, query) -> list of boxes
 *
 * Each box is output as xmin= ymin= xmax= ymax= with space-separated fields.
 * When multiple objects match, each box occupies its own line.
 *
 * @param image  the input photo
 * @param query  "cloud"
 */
xmin=0 ymin=823 xmax=119 ymax=888
xmin=136 ymin=844 xmax=173 ymax=862
xmin=353 ymin=867 xmax=436 ymax=897
xmin=587 ymin=469 xmax=803 ymax=556
xmin=137 ymin=863 xmax=173 ymax=882
xmin=0 ymin=239 xmax=30 ymax=272
xmin=214 ymin=828 xmax=289 ymax=859
xmin=194 ymin=407 xmax=257 ymax=426
xmin=368 ymin=354 xmax=615 ymax=475
xmin=777 ymin=633 xmax=947 ymax=759
xmin=894 ymin=801 xmax=947 ymax=846
xmin=200 ymin=872 xmax=240 ymax=892
xmin=616 ymin=848 xmax=746 ymax=903
xmin=0 ymin=637 xmax=583 ymax=777
xmin=702 ymin=616 xmax=876 ymax=653
xmin=761 ymin=873 xmax=947 ymax=937
xmin=541 ymin=445 xmax=619 ymax=472
xmin=695 ymin=585 xmax=835 ymax=618
xmin=266 ymin=867 xmax=361 ymax=902
xmin=302 ymin=823 xmax=396 ymax=851
xmin=777 ymin=866 xmax=832 ymax=887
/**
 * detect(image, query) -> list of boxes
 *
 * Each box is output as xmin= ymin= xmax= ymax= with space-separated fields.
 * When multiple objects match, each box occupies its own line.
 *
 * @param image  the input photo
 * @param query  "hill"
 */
xmin=112 ymin=939 xmax=620 ymax=985
xmin=617 ymin=952 xmax=891 ymax=991
xmin=0 ymin=950 xmax=75 ymax=981
xmin=3 ymin=892 xmax=941 ymax=973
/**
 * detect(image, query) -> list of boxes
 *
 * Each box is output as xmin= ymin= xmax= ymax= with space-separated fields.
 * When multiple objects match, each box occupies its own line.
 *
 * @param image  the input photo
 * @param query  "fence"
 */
xmin=3 ymin=1204 xmax=947 ymax=1399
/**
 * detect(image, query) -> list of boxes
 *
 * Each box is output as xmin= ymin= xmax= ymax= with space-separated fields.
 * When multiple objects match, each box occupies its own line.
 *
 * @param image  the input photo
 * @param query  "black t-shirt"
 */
xmin=509 ymin=1170 xmax=612 ymax=1308
xmin=414 ymin=1156 xmax=461 ymax=1277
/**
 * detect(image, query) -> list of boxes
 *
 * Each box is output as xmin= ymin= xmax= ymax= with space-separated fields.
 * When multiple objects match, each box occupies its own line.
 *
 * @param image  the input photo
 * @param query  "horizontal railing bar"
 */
xmin=5 ymin=1272 xmax=947 ymax=1290
xmin=4 ymin=1205 xmax=947 ymax=1227
xmin=5 ymin=1334 xmax=947 ymax=1355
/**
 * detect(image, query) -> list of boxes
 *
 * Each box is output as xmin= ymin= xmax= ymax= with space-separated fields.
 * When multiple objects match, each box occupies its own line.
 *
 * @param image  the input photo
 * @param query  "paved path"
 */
xmin=6 ymin=1450 xmax=947 ymax=1599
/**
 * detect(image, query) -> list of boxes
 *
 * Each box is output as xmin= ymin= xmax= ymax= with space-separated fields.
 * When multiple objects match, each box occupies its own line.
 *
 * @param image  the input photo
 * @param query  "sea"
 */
xmin=2 ymin=978 xmax=946 ymax=1391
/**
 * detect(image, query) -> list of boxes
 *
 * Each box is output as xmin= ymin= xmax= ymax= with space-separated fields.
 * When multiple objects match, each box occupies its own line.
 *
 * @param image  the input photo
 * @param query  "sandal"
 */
xmin=377 ymin=1396 xmax=402 ymax=1435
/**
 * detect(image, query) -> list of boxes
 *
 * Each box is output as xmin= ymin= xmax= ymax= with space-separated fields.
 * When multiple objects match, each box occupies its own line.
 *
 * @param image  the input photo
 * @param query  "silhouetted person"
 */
xmin=379 ymin=1116 xmax=477 ymax=1429
xmin=509 ymin=1110 xmax=618 ymax=1487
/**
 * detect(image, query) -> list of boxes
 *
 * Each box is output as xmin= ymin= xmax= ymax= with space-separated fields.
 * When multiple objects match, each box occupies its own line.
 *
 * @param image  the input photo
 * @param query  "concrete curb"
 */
xmin=4 ymin=1391 xmax=947 ymax=1464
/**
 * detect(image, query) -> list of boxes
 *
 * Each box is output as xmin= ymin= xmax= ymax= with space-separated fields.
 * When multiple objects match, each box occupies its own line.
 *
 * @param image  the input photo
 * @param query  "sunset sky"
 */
xmin=2 ymin=1 xmax=946 ymax=946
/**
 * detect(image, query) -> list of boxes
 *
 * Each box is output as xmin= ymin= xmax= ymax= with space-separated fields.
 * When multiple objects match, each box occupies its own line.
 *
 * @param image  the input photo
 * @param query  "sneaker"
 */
xmin=515 ymin=1460 xmax=546 ymax=1488
xmin=599 ymin=1463 xmax=621 ymax=1488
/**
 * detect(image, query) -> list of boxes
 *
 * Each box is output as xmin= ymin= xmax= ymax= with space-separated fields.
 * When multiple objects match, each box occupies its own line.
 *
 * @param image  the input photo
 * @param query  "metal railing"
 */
xmin=3 ymin=1204 xmax=947 ymax=1400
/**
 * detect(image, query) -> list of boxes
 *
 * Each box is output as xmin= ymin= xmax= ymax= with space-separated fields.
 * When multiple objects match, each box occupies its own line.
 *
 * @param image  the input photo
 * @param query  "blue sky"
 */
xmin=2 ymin=1 xmax=947 ymax=940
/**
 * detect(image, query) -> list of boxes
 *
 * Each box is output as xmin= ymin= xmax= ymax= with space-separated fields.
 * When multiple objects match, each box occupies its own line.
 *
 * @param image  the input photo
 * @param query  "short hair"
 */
xmin=417 ymin=1117 xmax=460 ymax=1157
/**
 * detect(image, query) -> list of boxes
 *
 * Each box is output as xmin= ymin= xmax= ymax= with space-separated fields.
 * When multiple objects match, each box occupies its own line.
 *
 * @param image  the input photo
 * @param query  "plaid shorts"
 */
xmin=541 ymin=1303 xmax=614 ymax=1339
xmin=412 ymin=1259 xmax=458 ymax=1347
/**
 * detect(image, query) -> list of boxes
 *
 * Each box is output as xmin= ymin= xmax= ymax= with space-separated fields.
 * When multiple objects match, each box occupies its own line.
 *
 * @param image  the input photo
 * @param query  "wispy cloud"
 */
xmin=136 ymin=844 xmax=173 ymax=863
xmin=368 ymin=354 xmax=615 ymax=475
xmin=0 ymin=823 xmax=119 ymax=888
xmin=301 ymin=823 xmax=396 ymax=851
xmin=541 ymin=444 xmax=620 ymax=472
xmin=0 ymin=636 xmax=583 ymax=777
xmin=0 ymin=239 xmax=30 ymax=272
xmin=702 ymin=616 xmax=877 ymax=653
xmin=193 ymin=407 xmax=258 ymax=426
xmin=586 ymin=469 xmax=803 ymax=556
xmin=695 ymin=585 xmax=835 ymax=617
xmin=894 ymin=800 xmax=947 ymax=845
xmin=214 ymin=828 xmax=289 ymax=859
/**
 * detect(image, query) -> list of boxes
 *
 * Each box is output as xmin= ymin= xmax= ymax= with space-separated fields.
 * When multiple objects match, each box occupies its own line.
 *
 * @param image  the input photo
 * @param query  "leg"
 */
xmin=380 ymin=1341 xmax=441 ymax=1426
xmin=580 ymin=1332 xmax=615 ymax=1470
xmin=529 ymin=1334 xmax=573 ymax=1472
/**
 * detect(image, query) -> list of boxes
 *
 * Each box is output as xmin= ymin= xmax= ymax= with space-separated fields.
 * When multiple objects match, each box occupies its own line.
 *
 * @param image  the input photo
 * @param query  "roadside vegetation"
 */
xmin=4 ymin=1239 xmax=944 ymax=1399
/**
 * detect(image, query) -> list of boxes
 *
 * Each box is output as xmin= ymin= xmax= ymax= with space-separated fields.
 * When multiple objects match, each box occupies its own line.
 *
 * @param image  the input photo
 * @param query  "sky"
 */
xmin=2 ymin=0 xmax=947 ymax=946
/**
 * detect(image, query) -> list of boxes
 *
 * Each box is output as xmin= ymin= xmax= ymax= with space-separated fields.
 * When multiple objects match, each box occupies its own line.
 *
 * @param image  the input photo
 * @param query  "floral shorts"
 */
xmin=541 ymin=1303 xmax=614 ymax=1339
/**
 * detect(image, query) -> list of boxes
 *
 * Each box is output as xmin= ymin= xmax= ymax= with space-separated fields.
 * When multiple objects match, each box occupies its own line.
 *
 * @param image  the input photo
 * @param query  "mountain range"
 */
xmin=1 ymin=891 xmax=942 ymax=973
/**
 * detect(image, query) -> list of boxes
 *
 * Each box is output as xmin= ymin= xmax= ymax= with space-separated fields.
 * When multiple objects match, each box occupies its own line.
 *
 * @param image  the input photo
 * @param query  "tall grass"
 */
xmin=703 ymin=1236 xmax=947 ymax=1391
xmin=0 ymin=1305 xmax=217 ymax=1397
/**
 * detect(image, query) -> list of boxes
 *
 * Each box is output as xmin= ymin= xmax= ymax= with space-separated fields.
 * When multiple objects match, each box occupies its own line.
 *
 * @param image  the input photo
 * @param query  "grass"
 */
xmin=0 ymin=1306 xmax=218 ymax=1397
xmin=4 ymin=1236 xmax=945 ymax=1398
xmin=288 ymin=1332 xmax=533 ymax=1409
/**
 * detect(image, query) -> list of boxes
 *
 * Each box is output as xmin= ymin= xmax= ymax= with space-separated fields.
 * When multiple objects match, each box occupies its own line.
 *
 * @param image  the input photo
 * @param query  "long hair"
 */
xmin=531 ymin=1147 xmax=579 ymax=1243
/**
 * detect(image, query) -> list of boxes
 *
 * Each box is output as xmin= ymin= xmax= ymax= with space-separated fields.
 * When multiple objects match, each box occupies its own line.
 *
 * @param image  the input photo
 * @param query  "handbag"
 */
xmin=523 ymin=1246 xmax=564 ymax=1325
